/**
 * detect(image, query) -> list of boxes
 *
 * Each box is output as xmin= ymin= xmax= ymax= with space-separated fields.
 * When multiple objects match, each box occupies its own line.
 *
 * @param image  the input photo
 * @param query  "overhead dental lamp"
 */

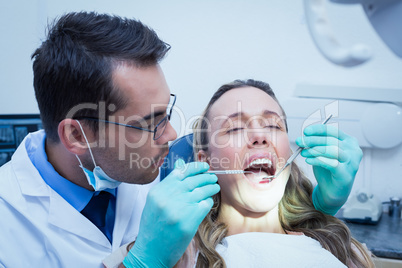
xmin=304 ymin=0 xmax=402 ymax=67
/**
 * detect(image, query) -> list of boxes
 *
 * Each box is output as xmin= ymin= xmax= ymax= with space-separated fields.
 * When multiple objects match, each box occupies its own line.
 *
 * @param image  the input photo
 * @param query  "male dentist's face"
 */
xmin=90 ymin=64 xmax=177 ymax=184
xmin=205 ymin=87 xmax=291 ymax=214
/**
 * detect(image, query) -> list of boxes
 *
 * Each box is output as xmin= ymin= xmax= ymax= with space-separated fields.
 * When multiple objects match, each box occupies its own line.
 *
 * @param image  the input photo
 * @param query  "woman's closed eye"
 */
xmin=224 ymin=119 xmax=283 ymax=133
xmin=265 ymin=124 xmax=282 ymax=130
xmin=227 ymin=127 xmax=245 ymax=133
xmin=226 ymin=125 xmax=280 ymax=133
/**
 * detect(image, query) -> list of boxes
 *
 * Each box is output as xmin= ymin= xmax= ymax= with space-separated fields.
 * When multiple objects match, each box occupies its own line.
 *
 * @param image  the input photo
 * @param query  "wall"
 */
xmin=1 ymin=0 xmax=401 ymax=202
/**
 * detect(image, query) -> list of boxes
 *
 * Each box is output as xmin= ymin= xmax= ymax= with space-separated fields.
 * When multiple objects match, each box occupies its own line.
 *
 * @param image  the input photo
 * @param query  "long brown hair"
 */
xmin=192 ymin=79 xmax=374 ymax=267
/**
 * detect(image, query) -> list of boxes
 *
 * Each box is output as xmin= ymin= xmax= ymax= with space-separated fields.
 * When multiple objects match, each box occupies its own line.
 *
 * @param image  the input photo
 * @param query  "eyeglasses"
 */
xmin=77 ymin=94 xmax=176 ymax=140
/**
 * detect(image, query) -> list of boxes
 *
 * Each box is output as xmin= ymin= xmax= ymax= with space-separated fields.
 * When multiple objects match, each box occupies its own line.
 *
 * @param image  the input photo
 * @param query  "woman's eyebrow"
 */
xmin=218 ymin=110 xmax=284 ymax=128
xmin=219 ymin=112 xmax=247 ymax=127
xmin=262 ymin=110 xmax=282 ymax=118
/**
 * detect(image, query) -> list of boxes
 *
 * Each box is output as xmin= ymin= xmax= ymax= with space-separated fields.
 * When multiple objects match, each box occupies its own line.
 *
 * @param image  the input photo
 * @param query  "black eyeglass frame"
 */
xmin=75 ymin=94 xmax=176 ymax=140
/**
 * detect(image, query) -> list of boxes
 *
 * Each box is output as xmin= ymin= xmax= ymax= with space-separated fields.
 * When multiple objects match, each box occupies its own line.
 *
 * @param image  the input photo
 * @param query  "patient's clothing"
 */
xmin=214 ymin=232 xmax=347 ymax=267
xmin=103 ymin=232 xmax=349 ymax=268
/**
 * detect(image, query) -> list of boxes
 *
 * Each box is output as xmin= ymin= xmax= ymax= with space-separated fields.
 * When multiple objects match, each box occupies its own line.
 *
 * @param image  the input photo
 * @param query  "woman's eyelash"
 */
xmin=226 ymin=124 xmax=282 ymax=133
xmin=266 ymin=125 xmax=281 ymax=129
xmin=227 ymin=127 xmax=244 ymax=133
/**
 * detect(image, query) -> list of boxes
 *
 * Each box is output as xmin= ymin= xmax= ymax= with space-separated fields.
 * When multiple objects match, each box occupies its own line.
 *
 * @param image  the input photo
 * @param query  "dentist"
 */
xmin=0 ymin=12 xmax=361 ymax=268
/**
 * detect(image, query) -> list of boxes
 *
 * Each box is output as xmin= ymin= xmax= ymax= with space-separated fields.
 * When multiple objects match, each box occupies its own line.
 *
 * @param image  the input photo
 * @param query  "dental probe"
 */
xmin=262 ymin=114 xmax=333 ymax=180
xmin=205 ymin=170 xmax=253 ymax=175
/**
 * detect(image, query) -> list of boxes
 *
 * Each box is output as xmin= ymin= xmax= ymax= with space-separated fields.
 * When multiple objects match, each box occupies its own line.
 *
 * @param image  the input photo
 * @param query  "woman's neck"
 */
xmin=218 ymin=202 xmax=286 ymax=236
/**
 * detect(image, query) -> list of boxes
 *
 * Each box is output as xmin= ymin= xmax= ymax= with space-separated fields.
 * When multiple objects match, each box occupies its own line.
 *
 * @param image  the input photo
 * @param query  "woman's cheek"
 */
xmin=277 ymin=134 xmax=291 ymax=159
xmin=212 ymin=146 xmax=238 ymax=170
xmin=210 ymin=132 xmax=236 ymax=150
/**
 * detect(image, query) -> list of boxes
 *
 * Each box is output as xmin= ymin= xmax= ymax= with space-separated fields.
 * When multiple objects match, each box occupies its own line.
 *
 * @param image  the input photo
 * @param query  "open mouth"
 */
xmin=244 ymin=157 xmax=276 ymax=183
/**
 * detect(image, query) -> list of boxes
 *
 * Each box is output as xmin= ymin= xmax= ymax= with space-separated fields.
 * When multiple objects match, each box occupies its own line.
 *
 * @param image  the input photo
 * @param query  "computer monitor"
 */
xmin=0 ymin=114 xmax=42 ymax=167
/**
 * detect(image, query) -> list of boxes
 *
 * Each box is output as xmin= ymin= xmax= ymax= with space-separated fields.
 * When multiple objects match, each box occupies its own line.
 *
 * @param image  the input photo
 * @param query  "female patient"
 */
xmin=189 ymin=79 xmax=374 ymax=267
xmin=105 ymin=79 xmax=374 ymax=268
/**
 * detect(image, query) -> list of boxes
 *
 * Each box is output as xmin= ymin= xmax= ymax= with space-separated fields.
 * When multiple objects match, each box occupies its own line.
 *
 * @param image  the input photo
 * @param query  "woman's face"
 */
xmin=199 ymin=87 xmax=291 ymax=215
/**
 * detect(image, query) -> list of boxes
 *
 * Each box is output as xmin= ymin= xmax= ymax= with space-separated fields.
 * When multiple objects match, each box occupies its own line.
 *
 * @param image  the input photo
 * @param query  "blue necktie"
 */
xmin=81 ymin=191 xmax=115 ymax=243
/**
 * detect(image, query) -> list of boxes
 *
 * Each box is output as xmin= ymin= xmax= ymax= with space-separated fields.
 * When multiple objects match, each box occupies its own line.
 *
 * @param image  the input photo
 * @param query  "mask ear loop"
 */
xmin=75 ymin=120 xmax=97 ymax=167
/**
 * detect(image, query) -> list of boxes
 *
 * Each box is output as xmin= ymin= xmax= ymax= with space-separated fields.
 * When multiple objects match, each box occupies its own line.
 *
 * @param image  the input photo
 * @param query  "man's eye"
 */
xmin=146 ymin=120 xmax=156 ymax=127
xmin=128 ymin=121 xmax=147 ymax=128
xmin=142 ymin=116 xmax=165 ymax=129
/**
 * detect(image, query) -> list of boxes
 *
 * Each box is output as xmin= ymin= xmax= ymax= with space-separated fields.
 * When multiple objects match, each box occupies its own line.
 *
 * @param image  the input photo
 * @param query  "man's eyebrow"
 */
xmin=140 ymin=110 xmax=166 ymax=122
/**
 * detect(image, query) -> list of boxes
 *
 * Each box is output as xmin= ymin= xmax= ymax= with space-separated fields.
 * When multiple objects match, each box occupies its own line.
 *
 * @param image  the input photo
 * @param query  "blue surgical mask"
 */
xmin=75 ymin=120 xmax=122 ymax=191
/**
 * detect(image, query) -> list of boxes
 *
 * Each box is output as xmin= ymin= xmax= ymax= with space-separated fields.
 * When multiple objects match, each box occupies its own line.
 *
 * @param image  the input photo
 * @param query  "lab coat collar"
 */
xmin=12 ymin=130 xmax=50 ymax=197
xmin=12 ymin=130 xmax=143 ymax=249
xmin=47 ymin=179 xmax=139 ymax=249
xmin=29 ymin=130 xmax=115 ymax=212
xmin=12 ymin=131 xmax=110 ymax=247
xmin=112 ymin=183 xmax=139 ymax=248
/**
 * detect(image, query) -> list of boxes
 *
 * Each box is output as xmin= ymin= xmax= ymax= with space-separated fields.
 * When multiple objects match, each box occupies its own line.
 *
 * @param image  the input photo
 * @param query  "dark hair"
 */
xmin=31 ymin=11 xmax=170 ymax=142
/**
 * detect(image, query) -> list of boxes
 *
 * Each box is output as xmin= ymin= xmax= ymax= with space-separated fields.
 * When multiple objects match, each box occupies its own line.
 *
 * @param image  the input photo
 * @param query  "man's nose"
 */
xmin=164 ymin=120 xmax=177 ymax=142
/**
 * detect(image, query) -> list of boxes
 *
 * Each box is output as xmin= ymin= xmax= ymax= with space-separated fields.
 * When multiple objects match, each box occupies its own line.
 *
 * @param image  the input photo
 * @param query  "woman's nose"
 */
xmin=247 ymin=129 xmax=274 ymax=148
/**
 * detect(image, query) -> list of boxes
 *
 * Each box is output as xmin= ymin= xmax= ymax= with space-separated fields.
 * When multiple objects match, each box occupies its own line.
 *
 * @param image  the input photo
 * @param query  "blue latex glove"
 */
xmin=295 ymin=125 xmax=362 ymax=216
xmin=123 ymin=159 xmax=220 ymax=268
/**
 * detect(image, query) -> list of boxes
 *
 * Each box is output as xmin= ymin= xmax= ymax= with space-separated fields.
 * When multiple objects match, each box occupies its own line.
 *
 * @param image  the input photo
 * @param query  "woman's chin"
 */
xmin=239 ymin=173 xmax=287 ymax=208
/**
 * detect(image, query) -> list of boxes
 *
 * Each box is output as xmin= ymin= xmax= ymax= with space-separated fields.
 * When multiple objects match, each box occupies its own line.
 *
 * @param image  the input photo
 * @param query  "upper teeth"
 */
xmin=248 ymin=158 xmax=272 ymax=168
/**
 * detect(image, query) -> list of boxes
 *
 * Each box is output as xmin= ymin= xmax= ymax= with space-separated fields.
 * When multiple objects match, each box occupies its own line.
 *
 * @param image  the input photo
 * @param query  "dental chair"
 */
xmin=160 ymin=133 xmax=194 ymax=180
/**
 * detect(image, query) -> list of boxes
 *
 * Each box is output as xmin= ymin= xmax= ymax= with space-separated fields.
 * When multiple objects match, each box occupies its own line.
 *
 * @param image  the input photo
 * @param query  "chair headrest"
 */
xmin=160 ymin=133 xmax=194 ymax=180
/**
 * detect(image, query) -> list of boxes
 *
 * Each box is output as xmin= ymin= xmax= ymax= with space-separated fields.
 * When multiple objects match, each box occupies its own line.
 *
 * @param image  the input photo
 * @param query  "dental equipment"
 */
xmin=304 ymin=0 xmax=402 ymax=66
xmin=262 ymin=114 xmax=333 ymax=181
xmin=205 ymin=170 xmax=253 ymax=175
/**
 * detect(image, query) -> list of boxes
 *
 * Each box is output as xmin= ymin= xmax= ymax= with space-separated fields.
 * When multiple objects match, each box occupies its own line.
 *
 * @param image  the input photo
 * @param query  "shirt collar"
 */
xmin=29 ymin=133 xmax=116 ymax=211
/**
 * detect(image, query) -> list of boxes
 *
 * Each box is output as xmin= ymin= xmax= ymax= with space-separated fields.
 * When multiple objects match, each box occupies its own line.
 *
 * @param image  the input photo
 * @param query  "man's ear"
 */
xmin=197 ymin=150 xmax=210 ymax=164
xmin=58 ymin=119 xmax=93 ymax=155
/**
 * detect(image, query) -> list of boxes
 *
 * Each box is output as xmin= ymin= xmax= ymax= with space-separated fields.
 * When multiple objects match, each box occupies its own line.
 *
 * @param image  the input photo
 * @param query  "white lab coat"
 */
xmin=0 ymin=131 xmax=157 ymax=268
